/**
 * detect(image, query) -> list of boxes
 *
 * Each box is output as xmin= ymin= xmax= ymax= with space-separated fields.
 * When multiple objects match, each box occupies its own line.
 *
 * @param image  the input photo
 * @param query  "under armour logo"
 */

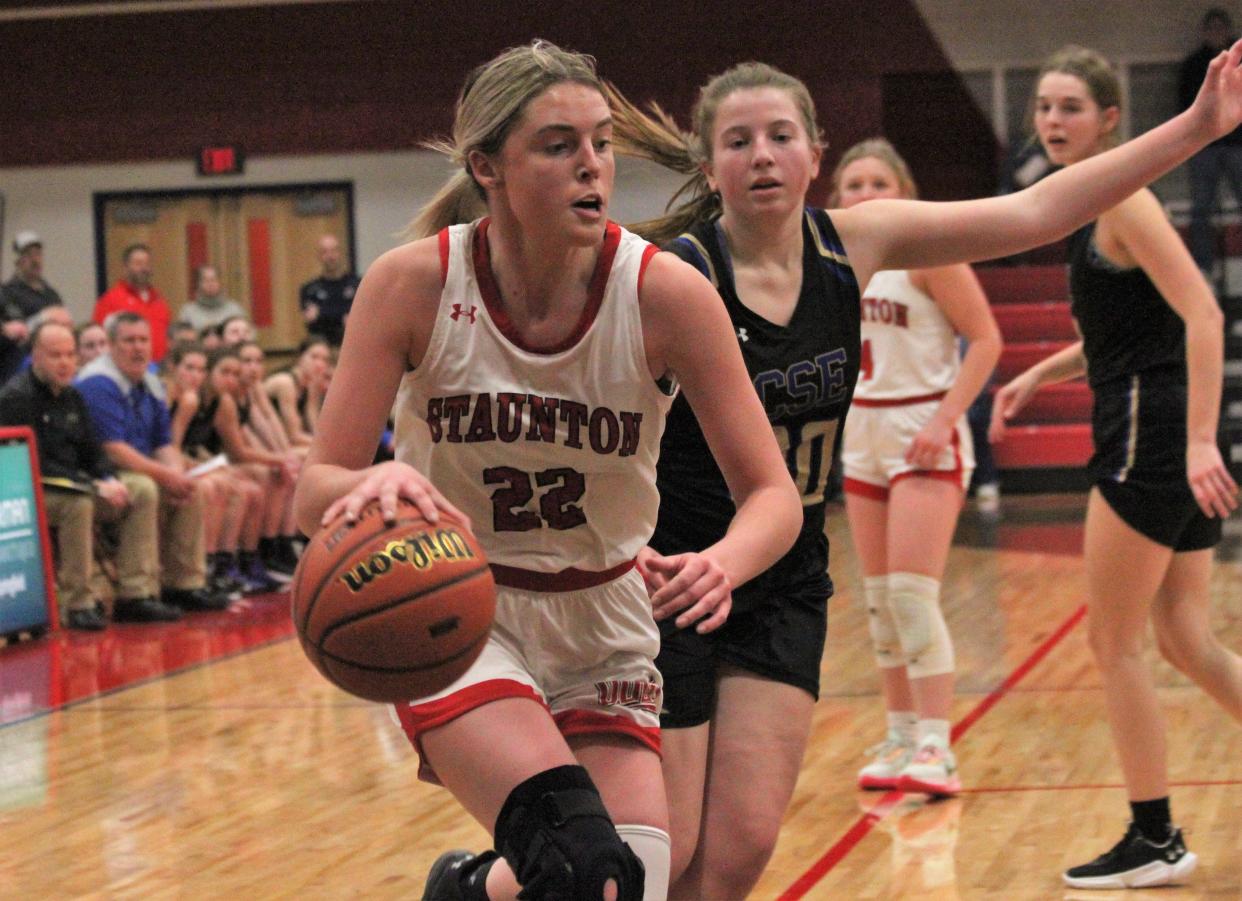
xmin=450 ymin=304 xmax=478 ymax=324
xmin=737 ymin=327 xmax=749 ymax=343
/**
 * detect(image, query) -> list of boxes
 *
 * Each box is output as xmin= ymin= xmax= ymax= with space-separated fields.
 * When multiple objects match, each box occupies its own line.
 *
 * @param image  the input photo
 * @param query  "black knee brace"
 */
xmin=493 ymin=765 xmax=645 ymax=901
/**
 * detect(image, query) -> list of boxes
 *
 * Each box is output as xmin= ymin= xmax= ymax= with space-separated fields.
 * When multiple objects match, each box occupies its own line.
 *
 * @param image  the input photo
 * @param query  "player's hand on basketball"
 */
xmin=989 ymin=375 xmax=1038 ymax=444
xmin=906 ymin=417 xmax=953 ymax=469
xmin=646 ymin=551 xmax=732 ymax=634
xmin=320 ymin=460 xmax=469 ymax=530
xmin=1187 ymin=439 xmax=1240 ymax=518
xmin=1189 ymin=39 xmax=1242 ymax=141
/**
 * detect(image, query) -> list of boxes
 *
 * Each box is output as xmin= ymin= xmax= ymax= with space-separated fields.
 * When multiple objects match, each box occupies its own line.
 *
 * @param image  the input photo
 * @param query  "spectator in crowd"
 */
xmin=0 ymin=320 xmax=157 ymax=630
xmin=76 ymin=322 xmax=109 ymax=368
xmin=1182 ymin=7 xmax=1242 ymax=277
xmin=34 ymin=305 xmax=74 ymax=331
xmin=92 ymin=244 xmax=173 ymax=361
xmin=76 ymin=312 xmax=226 ymax=615
xmin=179 ymin=265 xmax=247 ymax=334
xmin=5 ymin=306 xmax=77 ymax=381
xmin=198 ymin=324 xmax=222 ymax=353
xmin=167 ymin=320 xmax=198 ymax=349
xmin=194 ymin=345 xmax=292 ymax=592
xmin=298 ymin=234 xmax=358 ymax=347
xmin=998 ymin=140 xmax=1056 ymax=196
xmin=236 ymin=340 xmax=302 ymax=574
xmin=263 ymin=335 xmax=330 ymax=446
xmin=1 ymin=297 xmax=30 ymax=384
xmin=3 ymin=231 xmax=64 ymax=319
xmin=218 ymin=315 xmax=254 ymax=347
xmin=162 ymin=342 xmax=270 ymax=596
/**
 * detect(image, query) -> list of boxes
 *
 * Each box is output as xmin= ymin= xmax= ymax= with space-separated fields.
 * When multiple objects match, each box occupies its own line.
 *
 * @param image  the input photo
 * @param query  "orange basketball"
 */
xmin=291 ymin=499 xmax=495 ymax=703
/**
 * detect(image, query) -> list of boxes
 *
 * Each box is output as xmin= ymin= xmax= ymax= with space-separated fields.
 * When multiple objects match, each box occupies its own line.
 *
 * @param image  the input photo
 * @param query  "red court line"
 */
xmin=777 ymin=603 xmax=1088 ymax=900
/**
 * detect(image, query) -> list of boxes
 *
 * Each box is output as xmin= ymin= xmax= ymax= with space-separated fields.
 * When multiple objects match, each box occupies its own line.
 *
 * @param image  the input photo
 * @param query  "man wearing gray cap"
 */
xmin=3 ymin=231 xmax=63 ymax=319
xmin=3 ymin=232 xmax=65 ymax=383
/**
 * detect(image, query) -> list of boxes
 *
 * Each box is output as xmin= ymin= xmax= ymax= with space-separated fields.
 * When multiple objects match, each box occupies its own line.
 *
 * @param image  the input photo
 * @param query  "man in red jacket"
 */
xmin=92 ymin=243 xmax=172 ymax=361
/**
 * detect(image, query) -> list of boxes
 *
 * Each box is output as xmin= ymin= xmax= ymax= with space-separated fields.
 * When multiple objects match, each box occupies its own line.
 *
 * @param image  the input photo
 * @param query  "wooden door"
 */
xmin=100 ymin=186 xmax=352 ymax=351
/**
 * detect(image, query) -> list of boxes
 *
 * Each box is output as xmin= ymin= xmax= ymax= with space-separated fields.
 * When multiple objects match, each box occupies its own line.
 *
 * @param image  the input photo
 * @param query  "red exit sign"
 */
xmin=197 ymin=145 xmax=245 ymax=176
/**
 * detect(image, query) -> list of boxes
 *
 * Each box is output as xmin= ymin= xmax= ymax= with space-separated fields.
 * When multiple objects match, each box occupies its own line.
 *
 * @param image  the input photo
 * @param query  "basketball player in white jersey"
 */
xmin=293 ymin=42 xmax=802 ymax=901
xmin=835 ymin=140 xmax=1001 ymax=796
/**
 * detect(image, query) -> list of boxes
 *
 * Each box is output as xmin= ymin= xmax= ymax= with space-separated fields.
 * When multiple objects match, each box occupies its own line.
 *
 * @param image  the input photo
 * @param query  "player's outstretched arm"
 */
xmin=637 ymin=252 xmax=801 ymax=633
xmin=837 ymin=40 xmax=1242 ymax=285
xmin=295 ymin=241 xmax=468 ymax=533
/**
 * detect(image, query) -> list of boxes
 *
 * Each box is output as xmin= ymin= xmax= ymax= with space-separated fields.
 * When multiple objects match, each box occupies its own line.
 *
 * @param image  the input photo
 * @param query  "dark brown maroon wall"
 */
xmin=0 ymin=0 xmax=997 ymax=200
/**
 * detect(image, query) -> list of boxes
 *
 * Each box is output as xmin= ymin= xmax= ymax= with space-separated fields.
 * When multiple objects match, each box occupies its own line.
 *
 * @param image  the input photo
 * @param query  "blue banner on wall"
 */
xmin=0 ymin=440 xmax=50 ymax=634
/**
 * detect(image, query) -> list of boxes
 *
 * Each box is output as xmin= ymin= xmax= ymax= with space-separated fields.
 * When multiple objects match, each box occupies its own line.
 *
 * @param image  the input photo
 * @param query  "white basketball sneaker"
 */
xmin=897 ymin=737 xmax=961 ymax=796
xmin=858 ymin=731 xmax=916 ymax=791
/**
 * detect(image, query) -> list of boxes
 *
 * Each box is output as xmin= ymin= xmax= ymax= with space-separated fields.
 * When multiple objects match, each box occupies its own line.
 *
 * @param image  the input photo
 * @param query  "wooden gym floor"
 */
xmin=1 ymin=493 xmax=1239 ymax=899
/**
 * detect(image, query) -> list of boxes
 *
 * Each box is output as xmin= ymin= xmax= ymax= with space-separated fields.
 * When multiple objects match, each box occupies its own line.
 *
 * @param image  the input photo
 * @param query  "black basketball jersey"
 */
xmin=1068 ymin=222 xmax=1186 ymax=390
xmin=651 ymin=207 xmax=861 ymax=556
xmin=181 ymin=396 xmax=222 ymax=457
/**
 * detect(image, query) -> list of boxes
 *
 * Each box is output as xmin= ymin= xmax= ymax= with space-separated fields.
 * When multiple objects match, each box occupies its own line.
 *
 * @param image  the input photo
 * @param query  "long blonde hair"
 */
xmin=408 ymin=41 xmax=604 ymax=239
xmin=828 ymin=138 xmax=918 ymax=207
xmin=609 ymin=62 xmax=824 ymax=245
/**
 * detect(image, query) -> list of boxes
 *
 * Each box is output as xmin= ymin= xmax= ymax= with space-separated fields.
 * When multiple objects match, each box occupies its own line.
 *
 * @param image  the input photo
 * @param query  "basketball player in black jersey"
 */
xmin=610 ymin=43 xmax=1242 ymax=899
xmin=993 ymin=46 xmax=1240 ymax=891
xmin=264 ymin=335 xmax=330 ymax=446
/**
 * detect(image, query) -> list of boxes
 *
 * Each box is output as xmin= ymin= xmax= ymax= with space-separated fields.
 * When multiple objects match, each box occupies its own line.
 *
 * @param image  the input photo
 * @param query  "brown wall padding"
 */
xmin=0 ymin=0 xmax=997 ymax=200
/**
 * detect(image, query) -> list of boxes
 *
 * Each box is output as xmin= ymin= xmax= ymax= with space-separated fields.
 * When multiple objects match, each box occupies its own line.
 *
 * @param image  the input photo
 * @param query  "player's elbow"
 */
xmin=771 ymin=474 xmax=803 ymax=554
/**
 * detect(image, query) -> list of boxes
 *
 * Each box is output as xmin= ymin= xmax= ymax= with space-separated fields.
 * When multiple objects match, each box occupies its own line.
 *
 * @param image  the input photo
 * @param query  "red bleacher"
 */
xmin=977 ymin=264 xmax=1093 ymax=472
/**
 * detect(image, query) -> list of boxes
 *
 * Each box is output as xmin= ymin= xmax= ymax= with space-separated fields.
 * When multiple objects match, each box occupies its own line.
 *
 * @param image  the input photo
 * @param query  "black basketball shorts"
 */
xmin=655 ymin=529 xmax=832 ymax=729
xmin=1090 ymin=375 xmax=1222 ymax=552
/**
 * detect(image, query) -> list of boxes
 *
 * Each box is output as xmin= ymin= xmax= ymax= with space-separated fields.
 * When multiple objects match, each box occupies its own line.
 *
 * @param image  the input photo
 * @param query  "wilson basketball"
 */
xmin=292 ymin=499 xmax=495 ymax=703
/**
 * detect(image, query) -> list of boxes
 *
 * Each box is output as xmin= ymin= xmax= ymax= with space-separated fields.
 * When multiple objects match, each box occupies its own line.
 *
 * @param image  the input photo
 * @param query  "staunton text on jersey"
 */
xmin=861 ymin=296 xmax=909 ymax=327
xmin=426 ymin=393 xmax=644 ymax=457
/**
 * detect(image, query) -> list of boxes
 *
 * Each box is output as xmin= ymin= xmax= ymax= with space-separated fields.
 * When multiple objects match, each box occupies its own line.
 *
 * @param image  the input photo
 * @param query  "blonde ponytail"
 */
xmin=606 ymin=82 xmax=720 ymax=245
xmin=407 ymin=168 xmax=487 ymax=240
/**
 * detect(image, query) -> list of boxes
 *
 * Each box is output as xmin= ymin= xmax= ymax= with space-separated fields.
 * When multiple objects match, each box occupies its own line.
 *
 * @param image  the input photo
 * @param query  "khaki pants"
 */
xmin=42 ymin=471 xmax=206 ymax=613
xmin=153 ymin=475 xmax=206 ymax=591
xmin=43 ymin=472 xmax=159 ymax=612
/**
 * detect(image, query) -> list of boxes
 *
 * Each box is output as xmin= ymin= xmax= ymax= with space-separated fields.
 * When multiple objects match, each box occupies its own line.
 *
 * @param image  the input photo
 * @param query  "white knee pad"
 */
xmin=615 ymin=825 xmax=670 ymax=901
xmin=886 ymin=572 xmax=954 ymax=679
xmin=863 ymin=575 xmax=906 ymax=668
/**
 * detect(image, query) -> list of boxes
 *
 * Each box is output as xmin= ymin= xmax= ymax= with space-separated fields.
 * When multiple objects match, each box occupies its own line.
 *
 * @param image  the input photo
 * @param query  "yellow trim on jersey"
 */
xmin=677 ymin=233 xmax=719 ymax=287
xmin=805 ymin=210 xmax=853 ymax=269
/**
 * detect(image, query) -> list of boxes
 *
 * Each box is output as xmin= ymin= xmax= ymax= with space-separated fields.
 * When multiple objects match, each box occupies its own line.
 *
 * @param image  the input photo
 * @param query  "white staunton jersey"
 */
xmin=394 ymin=219 xmax=673 ymax=572
xmin=855 ymin=269 xmax=960 ymax=401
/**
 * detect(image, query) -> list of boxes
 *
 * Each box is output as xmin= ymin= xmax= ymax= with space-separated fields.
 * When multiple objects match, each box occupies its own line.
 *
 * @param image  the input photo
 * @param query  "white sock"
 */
xmin=888 ymin=710 xmax=917 ymax=743
xmin=917 ymin=718 xmax=951 ymax=748
xmin=614 ymin=825 xmax=670 ymax=901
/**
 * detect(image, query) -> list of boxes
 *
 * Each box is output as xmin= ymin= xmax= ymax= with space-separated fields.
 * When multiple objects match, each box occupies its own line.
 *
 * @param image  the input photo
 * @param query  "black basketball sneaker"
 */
xmin=421 ymin=850 xmax=497 ymax=900
xmin=1063 ymin=822 xmax=1197 ymax=889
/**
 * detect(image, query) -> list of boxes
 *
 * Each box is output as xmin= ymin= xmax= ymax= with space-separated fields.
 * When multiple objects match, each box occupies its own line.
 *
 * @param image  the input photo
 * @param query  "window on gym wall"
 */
xmin=94 ymin=184 xmax=355 ymax=352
